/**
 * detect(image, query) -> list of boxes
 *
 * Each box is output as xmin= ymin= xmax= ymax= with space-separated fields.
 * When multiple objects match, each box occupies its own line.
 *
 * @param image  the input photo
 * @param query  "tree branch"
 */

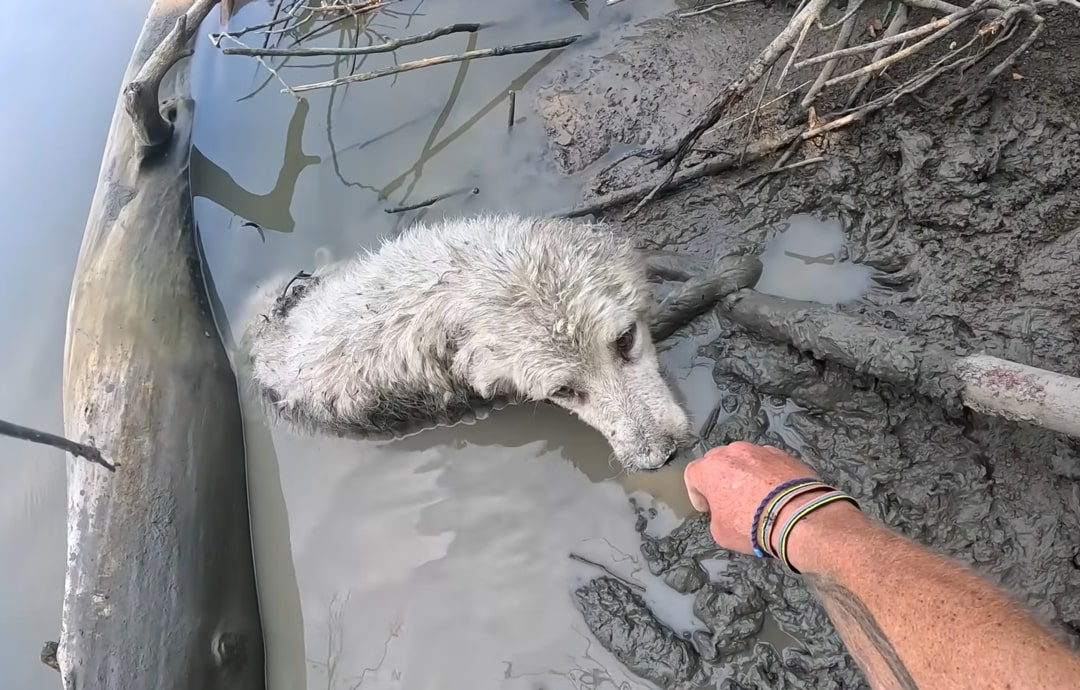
xmin=287 ymin=35 xmax=582 ymax=93
xmin=219 ymin=22 xmax=482 ymax=57
xmin=0 ymin=418 xmax=116 ymax=472
xmin=124 ymin=0 xmax=221 ymax=147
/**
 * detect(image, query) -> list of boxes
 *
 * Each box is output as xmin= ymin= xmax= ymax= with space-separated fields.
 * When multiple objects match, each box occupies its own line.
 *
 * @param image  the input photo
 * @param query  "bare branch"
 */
xmin=794 ymin=10 xmax=969 ymax=72
xmin=287 ymin=35 xmax=581 ymax=93
xmin=733 ymin=155 xmax=825 ymax=189
xmin=825 ymin=0 xmax=992 ymax=90
xmin=384 ymin=186 xmax=479 ymax=213
xmin=678 ymin=0 xmax=761 ymax=17
xmin=0 ymin=418 xmax=116 ymax=472
xmin=219 ymin=22 xmax=482 ymax=57
xmin=802 ymin=13 xmax=857 ymax=108
xmin=553 ymin=127 xmax=803 ymax=219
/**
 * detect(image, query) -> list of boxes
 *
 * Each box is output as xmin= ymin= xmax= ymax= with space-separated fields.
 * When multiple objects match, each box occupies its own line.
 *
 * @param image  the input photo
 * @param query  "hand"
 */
xmin=682 ymin=442 xmax=827 ymax=555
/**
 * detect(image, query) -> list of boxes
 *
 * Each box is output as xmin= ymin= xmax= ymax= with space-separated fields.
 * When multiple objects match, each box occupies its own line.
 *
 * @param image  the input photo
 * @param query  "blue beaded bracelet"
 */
xmin=749 ymin=477 xmax=821 ymax=558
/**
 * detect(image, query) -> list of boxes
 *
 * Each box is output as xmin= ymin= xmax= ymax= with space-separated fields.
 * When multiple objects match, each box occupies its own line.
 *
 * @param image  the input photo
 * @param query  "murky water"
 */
xmin=193 ymin=0 xmax=715 ymax=687
xmin=0 ymin=1 xmax=879 ymax=687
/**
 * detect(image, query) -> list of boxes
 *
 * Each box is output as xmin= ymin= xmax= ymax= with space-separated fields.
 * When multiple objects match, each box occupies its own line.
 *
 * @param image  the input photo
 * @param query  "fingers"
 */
xmin=686 ymin=482 xmax=710 ymax=513
xmin=683 ymin=452 xmax=724 ymax=512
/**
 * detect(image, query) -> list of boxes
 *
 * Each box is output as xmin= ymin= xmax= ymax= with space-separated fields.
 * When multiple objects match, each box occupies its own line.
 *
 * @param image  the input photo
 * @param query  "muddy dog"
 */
xmin=242 ymin=213 xmax=692 ymax=471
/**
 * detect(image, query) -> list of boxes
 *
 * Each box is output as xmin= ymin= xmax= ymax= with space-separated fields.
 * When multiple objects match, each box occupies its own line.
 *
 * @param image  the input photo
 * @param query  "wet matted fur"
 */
xmin=242 ymin=213 xmax=692 ymax=471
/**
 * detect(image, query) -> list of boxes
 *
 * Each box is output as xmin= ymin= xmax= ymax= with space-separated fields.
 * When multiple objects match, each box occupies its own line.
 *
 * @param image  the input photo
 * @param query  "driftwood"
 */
xmin=650 ymin=258 xmax=1080 ymax=439
xmin=59 ymin=0 xmax=265 ymax=687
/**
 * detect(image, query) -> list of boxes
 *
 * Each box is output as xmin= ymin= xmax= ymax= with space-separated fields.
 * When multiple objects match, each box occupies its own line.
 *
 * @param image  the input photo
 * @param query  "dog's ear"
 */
xmin=453 ymin=344 xmax=518 ymax=399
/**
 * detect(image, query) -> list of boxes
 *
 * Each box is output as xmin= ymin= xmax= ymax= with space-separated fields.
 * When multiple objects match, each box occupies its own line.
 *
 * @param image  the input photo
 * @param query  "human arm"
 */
xmin=683 ymin=442 xmax=1080 ymax=690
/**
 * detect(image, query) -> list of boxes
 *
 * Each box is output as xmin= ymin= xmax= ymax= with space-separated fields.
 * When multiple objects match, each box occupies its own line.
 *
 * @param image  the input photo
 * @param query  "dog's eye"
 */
xmin=551 ymin=386 xmax=577 ymax=400
xmin=615 ymin=326 xmax=636 ymax=360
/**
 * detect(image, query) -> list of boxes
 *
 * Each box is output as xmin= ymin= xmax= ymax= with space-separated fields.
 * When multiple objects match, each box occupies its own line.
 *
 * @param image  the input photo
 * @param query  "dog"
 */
xmin=242 ymin=213 xmax=692 ymax=471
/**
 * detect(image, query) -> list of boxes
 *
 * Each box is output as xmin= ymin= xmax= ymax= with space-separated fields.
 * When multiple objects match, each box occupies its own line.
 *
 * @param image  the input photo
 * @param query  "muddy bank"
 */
xmin=536 ymin=4 xmax=1080 ymax=687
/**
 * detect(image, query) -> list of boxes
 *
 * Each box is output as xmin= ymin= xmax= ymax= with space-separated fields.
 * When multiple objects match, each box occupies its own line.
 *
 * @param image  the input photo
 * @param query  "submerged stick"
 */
xmin=384 ymin=186 xmax=479 ymax=213
xmin=288 ymin=35 xmax=581 ymax=92
xmin=0 ymin=418 xmax=115 ymax=471
xmin=569 ymin=553 xmax=646 ymax=593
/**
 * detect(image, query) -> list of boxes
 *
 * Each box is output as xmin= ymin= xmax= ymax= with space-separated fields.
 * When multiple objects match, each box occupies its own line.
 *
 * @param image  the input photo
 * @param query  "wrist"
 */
xmin=767 ymin=490 xmax=871 ymax=575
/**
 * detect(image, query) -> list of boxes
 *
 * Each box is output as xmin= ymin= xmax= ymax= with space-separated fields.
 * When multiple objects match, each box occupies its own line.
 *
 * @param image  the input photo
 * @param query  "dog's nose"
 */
xmin=662 ymin=445 xmax=680 ymax=466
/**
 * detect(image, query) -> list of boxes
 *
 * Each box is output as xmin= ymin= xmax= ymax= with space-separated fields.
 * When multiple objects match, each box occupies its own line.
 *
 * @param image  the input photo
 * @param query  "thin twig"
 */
xmin=777 ymin=10 xmax=815 ymax=88
xmin=384 ymin=186 xmax=478 ymax=213
xmin=635 ymin=0 xmax=832 ymax=220
xmin=826 ymin=0 xmax=991 ymax=90
xmin=817 ymin=0 xmax=866 ymax=31
xmin=555 ymin=127 xmax=803 ymax=219
xmin=678 ymin=0 xmax=760 ymax=17
xmin=209 ymin=7 xmax=299 ymax=43
xmin=507 ymin=90 xmax=517 ymax=129
xmin=0 ymin=419 xmax=116 ymax=472
xmin=794 ymin=10 xmax=971 ymax=71
xmin=217 ymin=33 xmax=301 ymax=97
xmin=802 ymin=13 xmax=857 ymax=108
xmin=734 ymin=155 xmax=825 ymax=188
xmin=844 ymin=3 xmax=909 ymax=107
xmin=287 ymin=35 xmax=581 ymax=92
xmin=219 ymin=22 xmax=481 ymax=56
xmin=569 ymin=553 xmax=646 ymax=593
xmin=752 ymin=137 xmax=803 ymax=194
xmin=948 ymin=15 xmax=1044 ymax=108
xmin=740 ymin=62 xmax=774 ymax=166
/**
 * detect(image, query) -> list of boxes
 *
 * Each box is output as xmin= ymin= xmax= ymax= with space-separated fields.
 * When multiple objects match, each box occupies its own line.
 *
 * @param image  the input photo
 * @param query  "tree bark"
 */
xmin=59 ymin=0 xmax=266 ymax=688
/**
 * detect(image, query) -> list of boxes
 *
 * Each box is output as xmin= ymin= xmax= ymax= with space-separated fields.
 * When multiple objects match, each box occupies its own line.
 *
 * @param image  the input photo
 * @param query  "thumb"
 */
xmin=683 ymin=460 xmax=711 ymax=513
xmin=686 ymin=484 xmax=710 ymax=513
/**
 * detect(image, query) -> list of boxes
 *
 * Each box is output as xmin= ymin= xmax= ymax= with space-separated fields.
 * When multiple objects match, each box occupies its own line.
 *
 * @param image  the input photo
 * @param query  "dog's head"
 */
xmin=459 ymin=217 xmax=693 ymax=472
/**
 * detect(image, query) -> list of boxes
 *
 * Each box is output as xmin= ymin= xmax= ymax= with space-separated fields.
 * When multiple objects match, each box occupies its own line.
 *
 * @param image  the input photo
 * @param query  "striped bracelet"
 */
xmin=749 ymin=477 xmax=820 ymax=558
xmin=758 ymin=481 xmax=832 ymax=559
xmin=776 ymin=490 xmax=861 ymax=573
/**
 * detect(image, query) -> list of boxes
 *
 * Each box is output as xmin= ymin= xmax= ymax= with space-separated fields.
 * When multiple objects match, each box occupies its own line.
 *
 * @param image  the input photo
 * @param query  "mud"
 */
xmin=536 ymin=4 xmax=1080 ymax=688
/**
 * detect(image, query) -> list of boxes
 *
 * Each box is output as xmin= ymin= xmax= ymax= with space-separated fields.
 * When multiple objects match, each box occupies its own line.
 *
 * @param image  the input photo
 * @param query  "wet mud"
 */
xmin=536 ymin=4 xmax=1080 ymax=688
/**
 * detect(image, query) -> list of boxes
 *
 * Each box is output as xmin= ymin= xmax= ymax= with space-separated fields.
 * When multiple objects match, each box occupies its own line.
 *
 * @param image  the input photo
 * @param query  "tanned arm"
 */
xmin=683 ymin=442 xmax=1080 ymax=690
xmin=782 ymin=503 xmax=1080 ymax=690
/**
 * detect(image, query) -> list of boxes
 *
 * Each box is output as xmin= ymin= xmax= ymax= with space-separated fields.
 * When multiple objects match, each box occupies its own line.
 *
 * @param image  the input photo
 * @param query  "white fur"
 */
xmin=242 ymin=213 xmax=692 ymax=471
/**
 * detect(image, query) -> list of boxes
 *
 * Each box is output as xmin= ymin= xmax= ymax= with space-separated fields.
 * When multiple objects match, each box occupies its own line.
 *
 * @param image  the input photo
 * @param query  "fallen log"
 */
xmin=59 ymin=0 xmax=266 ymax=688
xmin=650 ymin=257 xmax=1080 ymax=438
xmin=719 ymin=289 xmax=1080 ymax=438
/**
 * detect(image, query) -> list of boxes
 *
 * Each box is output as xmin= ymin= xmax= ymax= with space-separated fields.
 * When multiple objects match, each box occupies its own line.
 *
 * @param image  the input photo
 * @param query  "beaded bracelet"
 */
xmin=749 ymin=477 xmax=820 ymax=558
xmin=776 ymin=490 xmax=861 ymax=573
xmin=758 ymin=481 xmax=832 ymax=558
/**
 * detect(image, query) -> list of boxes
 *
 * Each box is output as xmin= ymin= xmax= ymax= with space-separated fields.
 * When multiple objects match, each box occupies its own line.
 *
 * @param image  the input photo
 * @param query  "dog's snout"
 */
xmin=665 ymin=444 xmax=680 ymax=463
